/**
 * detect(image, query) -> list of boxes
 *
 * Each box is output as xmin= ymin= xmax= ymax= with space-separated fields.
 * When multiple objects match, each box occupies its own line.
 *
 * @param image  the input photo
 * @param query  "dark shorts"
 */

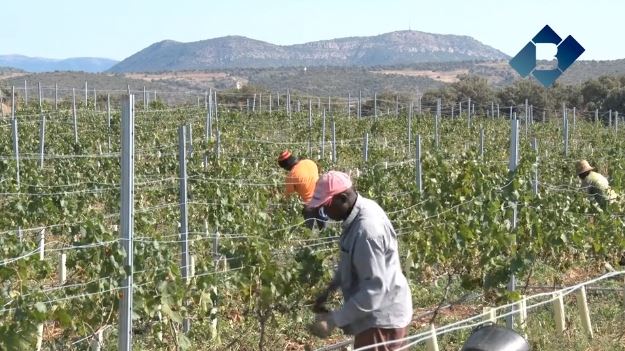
xmin=302 ymin=206 xmax=328 ymax=230
xmin=353 ymin=327 xmax=408 ymax=351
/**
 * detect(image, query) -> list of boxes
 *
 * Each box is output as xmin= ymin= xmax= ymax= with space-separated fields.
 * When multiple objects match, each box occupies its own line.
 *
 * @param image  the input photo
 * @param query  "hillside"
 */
xmin=3 ymin=59 xmax=625 ymax=100
xmin=108 ymin=30 xmax=508 ymax=72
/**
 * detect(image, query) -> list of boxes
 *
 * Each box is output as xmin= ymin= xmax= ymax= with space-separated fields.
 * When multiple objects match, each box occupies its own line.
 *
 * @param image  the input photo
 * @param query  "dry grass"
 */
xmin=370 ymin=69 xmax=469 ymax=83
xmin=124 ymin=71 xmax=249 ymax=87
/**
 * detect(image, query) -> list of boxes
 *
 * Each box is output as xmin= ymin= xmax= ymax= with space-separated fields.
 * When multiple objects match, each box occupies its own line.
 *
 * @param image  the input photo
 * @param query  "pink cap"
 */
xmin=308 ymin=171 xmax=353 ymax=208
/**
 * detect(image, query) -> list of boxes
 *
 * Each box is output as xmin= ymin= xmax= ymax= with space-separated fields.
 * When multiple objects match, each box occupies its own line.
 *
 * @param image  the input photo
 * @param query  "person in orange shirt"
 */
xmin=278 ymin=150 xmax=327 ymax=230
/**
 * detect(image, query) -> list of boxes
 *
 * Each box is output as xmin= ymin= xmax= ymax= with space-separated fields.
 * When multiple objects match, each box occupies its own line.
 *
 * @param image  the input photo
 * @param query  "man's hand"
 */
xmin=312 ymin=288 xmax=331 ymax=313
xmin=308 ymin=313 xmax=335 ymax=338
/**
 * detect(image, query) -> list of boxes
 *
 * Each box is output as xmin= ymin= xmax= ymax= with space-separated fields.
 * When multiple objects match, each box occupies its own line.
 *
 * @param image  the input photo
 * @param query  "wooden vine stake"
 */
xmin=517 ymin=295 xmax=528 ymax=336
xmin=482 ymin=307 xmax=496 ymax=323
xmin=90 ymin=330 xmax=104 ymax=351
xmin=426 ymin=324 xmax=439 ymax=351
xmin=553 ymin=292 xmax=566 ymax=334
xmin=58 ymin=253 xmax=67 ymax=284
xmin=576 ymin=286 xmax=593 ymax=338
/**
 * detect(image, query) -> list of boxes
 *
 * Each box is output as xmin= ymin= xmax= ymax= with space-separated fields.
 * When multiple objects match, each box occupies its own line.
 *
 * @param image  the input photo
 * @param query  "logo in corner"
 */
xmin=509 ymin=25 xmax=585 ymax=87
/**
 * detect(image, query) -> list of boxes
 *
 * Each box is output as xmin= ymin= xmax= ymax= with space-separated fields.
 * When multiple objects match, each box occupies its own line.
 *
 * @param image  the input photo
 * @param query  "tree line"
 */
xmin=422 ymin=74 xmax=625 ymax=117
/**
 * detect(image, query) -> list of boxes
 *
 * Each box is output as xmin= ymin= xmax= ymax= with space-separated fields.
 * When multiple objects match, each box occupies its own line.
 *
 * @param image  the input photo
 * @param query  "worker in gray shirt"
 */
xmin=308 ymin=171 xmax=413 ymax=350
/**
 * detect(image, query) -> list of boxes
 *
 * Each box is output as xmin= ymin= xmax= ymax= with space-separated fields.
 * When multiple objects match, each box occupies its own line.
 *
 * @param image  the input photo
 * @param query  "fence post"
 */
xmin=395 ymin=95 xmax=399 ymax=117
xmin=576 ymin=286 xmax=593 ymax=338
xmin=308 ymin=100 xmax=313 ymax=155
xmin=90 ymin=330 xmax=104 ymax=351
xmin=331 ymin=119 xmax=337 ymax=164
xmin=347 ymin=93 xmax=351 ymax=118
xmin=38 ymin=82 xmax=42 ymax=108
xmin=358 ymin=90 xmax=362 ymax=119
xmin=416 ymin=135 xmax=422 ymax=194
xmin=479 ymin=128 xmax=484 ymax=159
xmin=321 ymin=109 xmax=326 ymax=159
xmin=206 ymin=104 xmax=212 ymax=142
xmin=425 ymin=324 xmax=439 ymax=351
xmin=84 ymin=81 xmax=88 ymax=106
xmin=72 ymin=88 xmax=78 ymax=144
xmin=483 ymin=307 xmax=496 ymax=323
xmin=118 ymin=94 xmax=135 ymax=351
xmin=107 ymin=94 xmax=111 ymax=152
xmin=564 ymin=117 xmax=569 ymax=157
xmin=36 ymin=323 xmax=43 ymax=351
xmin=532 ymin=138 xmax=538 ymax=195
xmin=178 ymin=125 xmax=191 ymax=333
xmin=214 ymin=91 xmax=218 ymax=121
xmin=58 ymin=253 xmax=67 ymax=284
xmin=39 ymin=113 xmax=46 ymax=169
xmin=516 ymin=296 xmax=528 ymax=333
xmin=467 ymin=97 xmax=471 ymax=128
xmin=374 ymin=92 xmax=377 ymax=119
xmin=435 ymin=101 xmax=440 ymax=150
xmin=408 ymin=102 xmax=413 ymax=152
xmin=55 ymin=83 xmax=58 ymax=110
xmin=24 ymin=80 xmax=28 ymax=105
xmin=418 ymin=95 xmax=422 ymax=114
xmin=507 ymin=117 xmax=519 ymax=330
xmin=363 ymin=133 xmax=369 ymax=163
xmin=12 ymin=106 xmax=20 ymax=186
xmin=215 ymin=129 xmax=221 ymax=160
xmin=553 ymin=292 xmax=566 ymax=334
xmin=524 ymin=99 xmax=529 ymax=137
xmin=39 ymin=229 xmax=45 ymax=260
xmin=212 ymin=227 xmax=221 ymax=269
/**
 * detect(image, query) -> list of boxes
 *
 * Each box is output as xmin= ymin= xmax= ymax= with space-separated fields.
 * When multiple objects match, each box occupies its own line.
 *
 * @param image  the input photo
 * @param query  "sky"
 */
xmin=3 ymin=0 xmax=623 ymax=61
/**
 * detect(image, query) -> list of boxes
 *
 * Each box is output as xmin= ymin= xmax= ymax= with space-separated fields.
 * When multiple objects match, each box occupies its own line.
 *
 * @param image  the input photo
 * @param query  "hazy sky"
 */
xmin=4 ymin=0 xmax=622 ymax=61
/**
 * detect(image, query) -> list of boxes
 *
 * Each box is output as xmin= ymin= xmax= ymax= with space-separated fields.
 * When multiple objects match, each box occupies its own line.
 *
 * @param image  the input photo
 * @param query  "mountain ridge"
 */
xmin=108 ymin=30 xmax=509 ymax=72
xmin=0 ymin=55 xmax=118 ymax=73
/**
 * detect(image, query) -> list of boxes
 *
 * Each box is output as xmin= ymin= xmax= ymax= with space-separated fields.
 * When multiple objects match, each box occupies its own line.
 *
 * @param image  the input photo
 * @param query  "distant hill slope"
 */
xmin=4 ymin=59 xmax=625 ymax=101
xmin=557 ymin=59 xmax=625 ymax=84
xmin=108 ymin=30 xmax=509 ymax=72
xmin=0 ymin=55 xmax=119 ymax=73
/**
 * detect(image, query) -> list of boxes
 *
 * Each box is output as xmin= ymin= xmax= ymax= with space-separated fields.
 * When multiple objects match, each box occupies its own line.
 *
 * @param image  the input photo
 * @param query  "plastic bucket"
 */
xmin=460 ymin=324 xmax=529 ymax=351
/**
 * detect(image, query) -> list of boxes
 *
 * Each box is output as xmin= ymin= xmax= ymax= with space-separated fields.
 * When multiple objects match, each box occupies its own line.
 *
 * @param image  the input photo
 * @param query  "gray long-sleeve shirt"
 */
xmin=330 ymin=195 xmax=413 ymax=335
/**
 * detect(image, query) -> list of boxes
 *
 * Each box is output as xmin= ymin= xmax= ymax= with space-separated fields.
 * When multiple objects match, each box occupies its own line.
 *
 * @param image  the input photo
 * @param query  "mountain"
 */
xmin=108 ymin=31 xmax=509 ymax=72
xmin=0 ymin=55 xmax=119 ymax=73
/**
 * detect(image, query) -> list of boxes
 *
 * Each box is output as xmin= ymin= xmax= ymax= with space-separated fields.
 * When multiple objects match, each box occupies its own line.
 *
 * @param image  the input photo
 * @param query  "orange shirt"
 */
xmin=285 ymin=159 xmax=319 ymax=204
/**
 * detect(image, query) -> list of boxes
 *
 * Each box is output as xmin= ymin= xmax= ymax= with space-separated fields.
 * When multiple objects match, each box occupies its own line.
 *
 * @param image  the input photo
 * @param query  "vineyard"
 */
xmin=1 ymin=88 xmax=625 ymax=350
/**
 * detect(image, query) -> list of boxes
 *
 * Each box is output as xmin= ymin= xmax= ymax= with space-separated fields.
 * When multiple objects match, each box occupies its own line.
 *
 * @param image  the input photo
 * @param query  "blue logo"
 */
xmin=509 ymin=25 xmax=585 ymax=87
